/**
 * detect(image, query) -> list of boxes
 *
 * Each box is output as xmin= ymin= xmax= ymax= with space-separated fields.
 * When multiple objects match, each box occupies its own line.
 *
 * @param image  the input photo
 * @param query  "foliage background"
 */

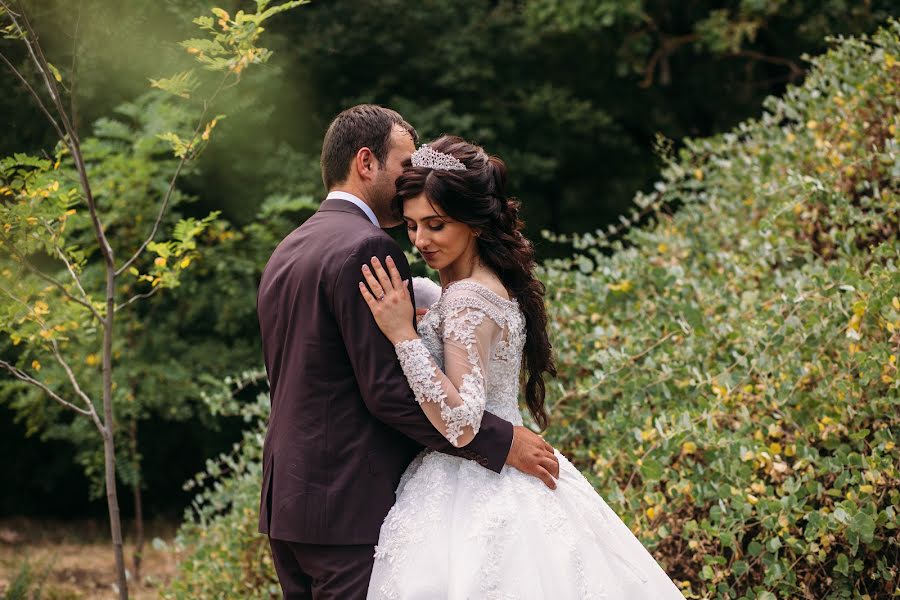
xmin=1 ymin=1 xmax=899 ymax=598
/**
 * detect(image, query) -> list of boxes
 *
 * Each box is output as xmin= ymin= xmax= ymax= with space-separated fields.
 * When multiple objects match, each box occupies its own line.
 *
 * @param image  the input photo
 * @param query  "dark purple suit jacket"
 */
xmin=257 ymin=198 xmax=514 ymax=545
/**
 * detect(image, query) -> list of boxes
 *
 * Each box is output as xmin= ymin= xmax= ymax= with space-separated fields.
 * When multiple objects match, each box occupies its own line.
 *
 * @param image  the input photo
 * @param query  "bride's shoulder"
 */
xmin=443 ymin=278 xmax=514 ymax=314
xmin=447 ymin=277 xmax=510 ymax=300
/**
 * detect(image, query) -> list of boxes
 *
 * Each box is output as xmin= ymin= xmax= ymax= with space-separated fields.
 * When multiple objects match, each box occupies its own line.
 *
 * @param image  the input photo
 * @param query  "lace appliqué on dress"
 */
xmin=395 ymin=339 xmax=446 ymax=406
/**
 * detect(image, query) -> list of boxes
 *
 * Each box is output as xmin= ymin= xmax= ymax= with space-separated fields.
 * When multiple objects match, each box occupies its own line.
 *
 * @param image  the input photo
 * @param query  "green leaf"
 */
xmin=149 ymin=70 xmax=198 ymax=99
xmin=835 ymin=553 xmax=850 ymax=576
xmin=850 ymin=512 xmax=876 ymax=544
xmin=639 ymin=457 xmax=663 ymax=481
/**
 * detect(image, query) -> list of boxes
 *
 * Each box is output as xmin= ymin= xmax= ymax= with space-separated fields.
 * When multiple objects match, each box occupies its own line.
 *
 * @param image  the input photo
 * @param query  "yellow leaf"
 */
xmin=859 ymin=485 xmax=874 ymax=494
xmin=154 ymin=257 xmax=167 ymax=268
xmin=33 ymin=301 xmax=50 ymax=316
xmin=47 ymin=62 xmax=63 ymax=82
xmin=681 ymin=441 xmax=697 ymax=455
xmin=693 ymin=169 xmax=704 ymax=181
xmin=607 ymin=280 xmax=632 ymax=293
xmin=645 ymin=506 xmax=656 ymax=520
xmin=32 ymin=360 xmax=41 ymax=371
xmin=180 ymin=257 xmax=191 ymax=269
xmin=769 ymin=442 xmax=782 ymax=455
xmin=86 ymin=354 xmax=100 ymax=367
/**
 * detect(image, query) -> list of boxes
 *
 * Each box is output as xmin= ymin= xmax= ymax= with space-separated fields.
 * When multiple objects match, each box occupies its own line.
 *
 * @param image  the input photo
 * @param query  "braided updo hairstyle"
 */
xmin=393 ymin=135 xmax=556 ymax=430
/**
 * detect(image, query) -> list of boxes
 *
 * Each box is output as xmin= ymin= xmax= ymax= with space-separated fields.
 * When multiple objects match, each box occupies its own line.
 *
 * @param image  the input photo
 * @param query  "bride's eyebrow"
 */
xmin=406 ymin=214 xmax=451 ymax=222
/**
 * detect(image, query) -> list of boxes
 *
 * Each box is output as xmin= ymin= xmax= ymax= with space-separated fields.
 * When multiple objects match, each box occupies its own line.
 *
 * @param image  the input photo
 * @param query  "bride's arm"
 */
xmin=394 ymin=303 xmax=500 ymax=447
xmin=359 ymin=258 xmax=501 ymax=448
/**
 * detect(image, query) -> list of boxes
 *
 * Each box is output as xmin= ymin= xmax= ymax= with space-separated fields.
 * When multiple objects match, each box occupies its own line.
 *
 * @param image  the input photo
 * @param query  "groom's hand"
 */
xmin=506 ymin=426 xmax=559 ymax=489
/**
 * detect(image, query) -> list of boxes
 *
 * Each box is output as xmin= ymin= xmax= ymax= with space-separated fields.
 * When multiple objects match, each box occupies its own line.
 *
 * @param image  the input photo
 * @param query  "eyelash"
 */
xmin=407 ymin=223 xmax=445 ymax=232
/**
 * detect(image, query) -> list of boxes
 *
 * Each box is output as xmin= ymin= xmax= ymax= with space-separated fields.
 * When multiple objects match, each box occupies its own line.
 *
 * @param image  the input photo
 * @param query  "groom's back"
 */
xmin=256 ymin=198 xmax=421 ymax=545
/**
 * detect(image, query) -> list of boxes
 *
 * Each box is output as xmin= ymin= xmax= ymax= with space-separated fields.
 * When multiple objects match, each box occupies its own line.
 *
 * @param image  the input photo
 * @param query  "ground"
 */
xmin=0 ymin=518 xmax=177 ymax=599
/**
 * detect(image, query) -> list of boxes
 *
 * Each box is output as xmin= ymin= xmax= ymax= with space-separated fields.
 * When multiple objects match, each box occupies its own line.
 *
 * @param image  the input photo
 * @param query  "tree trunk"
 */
xmin=102 ymin=257 xmax=128 ymax=599
xmin=102 ymin=427 xmax=129 ymax=599
xmin=130 ymin=416 xmax=144 ymax=583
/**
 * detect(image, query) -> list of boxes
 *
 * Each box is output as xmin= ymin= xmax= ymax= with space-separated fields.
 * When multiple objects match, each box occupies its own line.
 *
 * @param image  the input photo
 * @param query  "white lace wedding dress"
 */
xmin=367 ymin=280 xmax=685 ymax=599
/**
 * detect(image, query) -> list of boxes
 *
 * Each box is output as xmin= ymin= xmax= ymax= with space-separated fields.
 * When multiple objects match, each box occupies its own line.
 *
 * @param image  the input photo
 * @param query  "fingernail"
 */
xmin=362 ymin=265 xmax=369 ymax=271
xmin=387 ymin=256 xmax=394 ymax=263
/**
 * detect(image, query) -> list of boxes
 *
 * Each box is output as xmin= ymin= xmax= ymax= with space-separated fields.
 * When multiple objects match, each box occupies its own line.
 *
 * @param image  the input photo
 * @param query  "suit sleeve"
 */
xmin=332 ymin=235 xmax=513 ymax=473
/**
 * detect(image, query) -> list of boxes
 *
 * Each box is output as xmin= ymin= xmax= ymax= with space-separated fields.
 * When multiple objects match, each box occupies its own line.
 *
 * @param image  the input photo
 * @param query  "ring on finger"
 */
xmin=377 ymin=292 xmax=386 ymax=301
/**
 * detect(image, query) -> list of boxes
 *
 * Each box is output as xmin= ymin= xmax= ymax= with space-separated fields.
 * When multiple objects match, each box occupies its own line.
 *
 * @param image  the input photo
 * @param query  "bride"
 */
xmin=357 ymin=136 xmax=685 ymax=599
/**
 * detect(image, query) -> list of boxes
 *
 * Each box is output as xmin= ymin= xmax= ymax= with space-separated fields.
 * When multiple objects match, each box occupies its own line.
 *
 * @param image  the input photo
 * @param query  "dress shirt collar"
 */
xmin=325 ymin=190 xmax=379 ymax=227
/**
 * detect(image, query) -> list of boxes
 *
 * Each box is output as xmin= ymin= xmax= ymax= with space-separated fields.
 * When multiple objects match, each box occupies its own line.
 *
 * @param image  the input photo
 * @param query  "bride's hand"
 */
xmin=359 ymin=256 xmax=419 ymax=345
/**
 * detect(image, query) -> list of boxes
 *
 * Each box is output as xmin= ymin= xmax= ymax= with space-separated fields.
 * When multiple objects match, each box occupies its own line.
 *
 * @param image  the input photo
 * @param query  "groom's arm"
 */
xmin=333 ymin=235 xmax=513 ymax=473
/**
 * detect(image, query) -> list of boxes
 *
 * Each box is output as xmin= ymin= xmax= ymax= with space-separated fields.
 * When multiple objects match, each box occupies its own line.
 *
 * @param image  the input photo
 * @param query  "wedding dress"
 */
xmin=367 ymin=280 xmax=685 ymax=599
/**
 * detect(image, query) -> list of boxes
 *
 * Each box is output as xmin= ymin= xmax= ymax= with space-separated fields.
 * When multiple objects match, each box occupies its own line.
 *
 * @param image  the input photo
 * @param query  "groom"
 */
xmin=257 ymin=104 xmax=560 ymax=599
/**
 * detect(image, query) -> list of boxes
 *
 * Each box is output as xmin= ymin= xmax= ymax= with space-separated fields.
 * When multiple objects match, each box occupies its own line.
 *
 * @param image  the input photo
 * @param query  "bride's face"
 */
xmin=403 ymin=193 xmax=477 ymax=271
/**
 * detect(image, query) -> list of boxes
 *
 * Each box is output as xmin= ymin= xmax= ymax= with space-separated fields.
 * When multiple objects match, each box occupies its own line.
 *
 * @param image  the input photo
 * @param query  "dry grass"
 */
xmin=0 ymin=518 xmax=178 ymax=599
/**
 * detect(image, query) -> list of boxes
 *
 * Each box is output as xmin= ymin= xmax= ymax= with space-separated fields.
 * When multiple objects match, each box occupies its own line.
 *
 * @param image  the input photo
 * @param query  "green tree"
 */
xmin=0 ymin=1 xmax=308 ymax=596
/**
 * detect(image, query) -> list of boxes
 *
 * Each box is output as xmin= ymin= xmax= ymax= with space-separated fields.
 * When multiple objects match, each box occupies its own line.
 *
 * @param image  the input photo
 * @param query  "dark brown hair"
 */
xmin=394 ymin=136 xmax=556 ymax=429
xmin=320 ymin=104 xmax=418 ymax=190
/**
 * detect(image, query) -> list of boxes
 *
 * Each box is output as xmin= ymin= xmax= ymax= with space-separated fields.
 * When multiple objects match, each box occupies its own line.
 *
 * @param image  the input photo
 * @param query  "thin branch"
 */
xmin=1 ymin=2 xmax=65 ymax=128
xmin=54 ymin=245 xmax=93 ymax=307
xmin=5 ymin=0 xmax=116 ymax=275
xmin=0 ymin=49 xmax=67 ymax=141
xmin=114 ymin=286 xmax=160 ymax=312
xmin=116 ymin=72 xmax=233 ymax=277
xmin=640 ymin=34 xmax=697 ymax=88
xmin=50 ymin=339 xmax=105 ymax=432
xmin=0 ymin=229 xmax=103 ymax=322
xmin=0 ymin=359 xmax=92 ymax=416
xmin=733 ymin=49 xmax=805 ymax=80
xmin=0 ymin=286 xmax=101 ymax=425
xmin=42 ymin=222 xmax=96 ymax=308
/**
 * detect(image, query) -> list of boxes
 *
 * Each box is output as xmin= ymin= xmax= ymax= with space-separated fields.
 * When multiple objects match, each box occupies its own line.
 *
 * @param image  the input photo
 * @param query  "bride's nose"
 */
xmin=414 ymin=230 xmax=430 ymax=251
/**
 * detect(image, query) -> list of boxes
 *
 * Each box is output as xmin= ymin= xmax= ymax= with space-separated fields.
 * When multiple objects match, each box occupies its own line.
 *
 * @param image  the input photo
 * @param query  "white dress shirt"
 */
xmin=326 ymin=190 xmax=379 ymax=227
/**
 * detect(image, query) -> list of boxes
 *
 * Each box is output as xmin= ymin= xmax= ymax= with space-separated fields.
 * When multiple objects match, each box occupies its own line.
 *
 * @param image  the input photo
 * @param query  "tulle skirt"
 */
xmin=367 ymin=449 xmax=685 ymax=599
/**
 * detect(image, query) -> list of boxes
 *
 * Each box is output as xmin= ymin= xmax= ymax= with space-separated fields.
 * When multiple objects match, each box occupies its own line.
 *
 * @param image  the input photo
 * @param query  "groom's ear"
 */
xmin=355 ymin=147 xmax=379 ymax=182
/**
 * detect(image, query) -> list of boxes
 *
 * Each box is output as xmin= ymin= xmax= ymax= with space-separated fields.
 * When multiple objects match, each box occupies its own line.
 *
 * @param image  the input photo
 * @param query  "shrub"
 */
xmin=161 ymin=370 xmax=278 ymax=599
xmin=542 ymin=20 xmax=900 ymax=599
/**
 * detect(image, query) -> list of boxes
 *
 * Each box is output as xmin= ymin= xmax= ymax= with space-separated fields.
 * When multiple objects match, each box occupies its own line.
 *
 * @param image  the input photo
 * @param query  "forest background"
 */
xmin=1 ymin=0 xmax=898 ymax=598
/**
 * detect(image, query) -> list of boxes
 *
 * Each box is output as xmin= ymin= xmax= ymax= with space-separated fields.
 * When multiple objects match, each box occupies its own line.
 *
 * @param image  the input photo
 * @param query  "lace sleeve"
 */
xmin=394 ymin=298 xmax=502 ymax=447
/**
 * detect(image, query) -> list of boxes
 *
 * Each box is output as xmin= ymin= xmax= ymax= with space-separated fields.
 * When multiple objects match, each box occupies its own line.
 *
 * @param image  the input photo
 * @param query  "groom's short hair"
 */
xmin=321 ymin=105 xmax=418 ymax=190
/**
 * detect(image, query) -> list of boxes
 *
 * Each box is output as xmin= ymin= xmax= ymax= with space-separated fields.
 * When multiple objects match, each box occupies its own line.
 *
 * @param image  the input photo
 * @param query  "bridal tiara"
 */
xmin=410 ymin=144 xmax=467 ymax=171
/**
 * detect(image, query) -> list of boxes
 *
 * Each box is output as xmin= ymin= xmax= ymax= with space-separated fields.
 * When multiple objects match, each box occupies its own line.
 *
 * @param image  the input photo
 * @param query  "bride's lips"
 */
xmin=421 ymin=250 xmax=439 ymax=261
